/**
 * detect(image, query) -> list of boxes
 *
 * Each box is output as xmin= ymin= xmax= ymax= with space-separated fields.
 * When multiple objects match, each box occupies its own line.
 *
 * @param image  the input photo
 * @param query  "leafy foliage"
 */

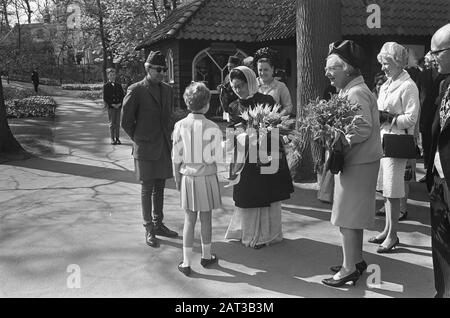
xmin=6 ymin=96 xmax=57 ymax=118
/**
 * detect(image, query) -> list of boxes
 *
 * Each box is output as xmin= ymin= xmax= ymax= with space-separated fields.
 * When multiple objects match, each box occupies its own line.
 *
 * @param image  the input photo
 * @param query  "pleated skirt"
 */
xmin=180 ymin=174 xmax=222 ymax=211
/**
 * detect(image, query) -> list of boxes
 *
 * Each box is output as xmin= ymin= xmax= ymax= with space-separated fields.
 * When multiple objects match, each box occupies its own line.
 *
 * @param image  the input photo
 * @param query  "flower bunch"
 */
xmin=239 ymin=103 xmax=294 ymax=133
xmin=298 ymin=94 xmax=361 ymax=148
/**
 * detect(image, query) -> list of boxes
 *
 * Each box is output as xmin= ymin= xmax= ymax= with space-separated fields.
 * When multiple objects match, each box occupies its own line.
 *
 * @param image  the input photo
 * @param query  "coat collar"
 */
xmin=381 ymin=70 xmax=411 ymax=94
xmin=338 ymin=75 xmax=365 ymax=96
xmin=142 ymin=76 xmax=163 ymax=106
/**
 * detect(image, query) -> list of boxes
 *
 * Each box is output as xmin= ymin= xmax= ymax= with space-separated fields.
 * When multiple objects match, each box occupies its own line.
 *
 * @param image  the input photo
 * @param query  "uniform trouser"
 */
xmin=107 ymin=107 xmax=121 ymax=140
xmin=421 ymin=130 xmax=432 ymax=169
xmin=430 ymin=174 xmax=450 ymax=298
xmin=141 ymin=179 xmax=166 ymax=226
xmin=33 ymin=82 xmax=38 ymax=93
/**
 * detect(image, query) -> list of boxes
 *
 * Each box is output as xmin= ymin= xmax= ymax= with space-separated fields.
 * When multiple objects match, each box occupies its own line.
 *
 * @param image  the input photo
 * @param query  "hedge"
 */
xmin=61 ymin=83 xmax=104 ymax=91
xmin=6 ymin=96 xmax=57 ymax=118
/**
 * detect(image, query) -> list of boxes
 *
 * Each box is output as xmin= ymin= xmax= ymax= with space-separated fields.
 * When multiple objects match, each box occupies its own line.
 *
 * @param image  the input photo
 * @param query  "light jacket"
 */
xmin=378 ymin=70 xmax=420 ymax=136
xmin=339 ymin=76 xmax=383 ymax=166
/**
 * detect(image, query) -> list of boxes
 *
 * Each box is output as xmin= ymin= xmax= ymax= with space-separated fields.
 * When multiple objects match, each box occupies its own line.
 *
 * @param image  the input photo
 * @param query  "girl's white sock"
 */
xmin=182 ymin=247 xmax=193 ymax=267
xmin=202 ymin=243 xmax=211 ymax=259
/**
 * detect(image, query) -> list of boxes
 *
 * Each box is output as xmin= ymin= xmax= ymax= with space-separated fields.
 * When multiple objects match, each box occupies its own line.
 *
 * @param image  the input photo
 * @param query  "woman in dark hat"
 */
xmin=321 ymin=40 xmax=383 ymax=287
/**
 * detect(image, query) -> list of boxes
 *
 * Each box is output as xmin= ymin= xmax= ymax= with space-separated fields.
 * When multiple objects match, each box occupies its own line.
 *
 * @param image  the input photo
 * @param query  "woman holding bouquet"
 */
xmin=224 ymin=66 xmax=294 ymax=249
xmin=322 ymin=40 xmax=383 ymax=287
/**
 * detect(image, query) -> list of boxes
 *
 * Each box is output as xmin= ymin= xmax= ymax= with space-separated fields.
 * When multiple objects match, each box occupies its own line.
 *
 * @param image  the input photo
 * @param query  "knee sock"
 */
xmin=202 ymin=243 xmax=211 ymax=260
xmin=182 ymin=247 xmax=193 ymax=267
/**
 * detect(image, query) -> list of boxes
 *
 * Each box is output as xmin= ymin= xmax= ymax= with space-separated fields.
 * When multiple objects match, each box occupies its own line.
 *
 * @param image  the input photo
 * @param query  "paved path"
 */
xmin=0 ymin=90 xmax=435 ymax=297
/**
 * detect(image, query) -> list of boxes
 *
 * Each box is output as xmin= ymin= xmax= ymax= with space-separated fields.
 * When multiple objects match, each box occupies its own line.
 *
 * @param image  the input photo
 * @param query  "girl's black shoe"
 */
xmin=178 ymin=262 xmax=191 ymax=276
xmin=322 ymin=270 xmax=360 ymax=288
xmin=200 ymin=254 xmax=218 ymax=268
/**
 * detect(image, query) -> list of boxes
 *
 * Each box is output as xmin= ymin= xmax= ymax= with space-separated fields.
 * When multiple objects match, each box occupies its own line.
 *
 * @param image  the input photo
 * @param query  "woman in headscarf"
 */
xmin=321 ymin=40 xmax=383 ymax=287
xmin=370 ymin=42 xmax=419 ymax=253
xmin=224 ymin=66 xmax=294 ymax=249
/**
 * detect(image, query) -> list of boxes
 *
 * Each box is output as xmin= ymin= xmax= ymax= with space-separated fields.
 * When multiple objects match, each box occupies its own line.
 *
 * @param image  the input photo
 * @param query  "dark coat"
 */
xmin=426 ymin=75 xmax=450 ymax=191
xmin=31 ymin=71 xmax=39 ymax=84
xmin=121 ymin=77 xmax=174 ymax=161
xmin=229 ymin=93 xmax=294 ymax=208
xmin=419 ymin=70 xmax=445 ymax=133
xmin=103 ymin=82 xmax=125 ymax=108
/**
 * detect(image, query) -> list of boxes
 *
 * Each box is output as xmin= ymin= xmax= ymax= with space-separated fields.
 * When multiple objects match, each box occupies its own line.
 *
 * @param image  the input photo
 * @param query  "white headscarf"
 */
xmin=233 ymin=66 xmax=258 ymax=99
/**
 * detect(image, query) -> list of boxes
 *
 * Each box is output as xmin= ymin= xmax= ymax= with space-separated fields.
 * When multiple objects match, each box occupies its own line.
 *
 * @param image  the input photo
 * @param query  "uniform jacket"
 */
xmin=103 ymin=82 xmax=125 ymax=108
xmin=121 ymin=77 xmax=174 ymax=161
xmin=426 ymin=75 xmax=450 ymax=191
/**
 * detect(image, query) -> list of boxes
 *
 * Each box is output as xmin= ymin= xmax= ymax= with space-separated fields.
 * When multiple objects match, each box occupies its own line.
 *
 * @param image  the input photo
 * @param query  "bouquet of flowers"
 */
xmin=290 ymin=94 xmax=361 ymax=172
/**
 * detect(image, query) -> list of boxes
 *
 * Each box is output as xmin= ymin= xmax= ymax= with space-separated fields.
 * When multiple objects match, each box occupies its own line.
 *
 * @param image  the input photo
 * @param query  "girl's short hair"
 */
xmin=183 ymin=82 xmax=211 ymax=111
xmin=229 ymin=68 xmax=247 ymax=83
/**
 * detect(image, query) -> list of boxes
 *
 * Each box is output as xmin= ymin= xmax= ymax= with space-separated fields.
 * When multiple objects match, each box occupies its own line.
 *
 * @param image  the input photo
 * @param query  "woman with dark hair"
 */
xmin=254 ymin=48 xmax=293 ymax=116
xmin=224 ymin=66 xmax=294 ymax=249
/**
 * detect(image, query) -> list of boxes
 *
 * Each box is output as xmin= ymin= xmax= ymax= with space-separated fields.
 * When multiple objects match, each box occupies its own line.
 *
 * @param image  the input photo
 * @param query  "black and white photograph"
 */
xmin=1 ymin=0 xmax=450 ymax=302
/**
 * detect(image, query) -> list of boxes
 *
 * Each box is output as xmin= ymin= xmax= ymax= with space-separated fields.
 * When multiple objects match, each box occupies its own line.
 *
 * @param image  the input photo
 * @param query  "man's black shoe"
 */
xmin=154 ymin=223 xmax=178 ymax=238
xmin=144 ymin=224 xmax=159 ymax=247
xmin=115 ymin=138 xmax=121 ymax=145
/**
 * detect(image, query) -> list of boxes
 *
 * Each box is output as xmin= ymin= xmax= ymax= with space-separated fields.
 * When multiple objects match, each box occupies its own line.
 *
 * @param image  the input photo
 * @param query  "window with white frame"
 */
xmin=192 ymin=48 xmax=247 ymax=93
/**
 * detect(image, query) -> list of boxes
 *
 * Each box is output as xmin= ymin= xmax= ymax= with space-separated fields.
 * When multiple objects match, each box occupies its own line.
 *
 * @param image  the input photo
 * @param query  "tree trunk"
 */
xmin=294 ymin=0 xmax=341 ymax=182
xmin=96 ymin=0 xmax=107 ymax=82
xmin=296 ymin=0 xmax=341 ymax=118
xmin=0 ymin=78 xmax=29 ymax=160
xmin=1 ymin=0 xmax=10 ymax=28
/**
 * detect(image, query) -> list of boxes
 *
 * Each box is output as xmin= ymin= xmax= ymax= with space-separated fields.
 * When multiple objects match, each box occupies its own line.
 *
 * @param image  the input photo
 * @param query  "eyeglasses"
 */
xmin=151 ymin=66 xmax=168 ymax=73
xmin=428 ymin=47 xmax=450 ymax=56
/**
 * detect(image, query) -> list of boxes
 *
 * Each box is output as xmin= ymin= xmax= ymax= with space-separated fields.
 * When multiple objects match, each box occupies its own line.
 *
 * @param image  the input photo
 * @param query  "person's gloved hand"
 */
xmin=379 ymin=111 xmax=395 ymax=124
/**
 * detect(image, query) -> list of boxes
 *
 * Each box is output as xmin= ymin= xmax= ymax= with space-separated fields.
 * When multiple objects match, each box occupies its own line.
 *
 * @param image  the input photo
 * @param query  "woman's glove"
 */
xmin=379 ymin=111 xmax=395 ymax=124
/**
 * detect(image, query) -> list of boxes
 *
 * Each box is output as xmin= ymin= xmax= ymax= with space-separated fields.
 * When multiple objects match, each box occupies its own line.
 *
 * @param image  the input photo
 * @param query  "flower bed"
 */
xmin=61 ymin=83 xmax=104 ymax=91
xmin=6 ymin=96 xmax=57 ymax=118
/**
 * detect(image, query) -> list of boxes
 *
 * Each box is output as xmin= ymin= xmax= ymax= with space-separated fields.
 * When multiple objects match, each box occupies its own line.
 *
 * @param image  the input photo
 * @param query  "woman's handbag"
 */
xmin=325 ymin=134 xmax=345 ymax=175
xmin=382 ymin=117 xmax=416 ymax=159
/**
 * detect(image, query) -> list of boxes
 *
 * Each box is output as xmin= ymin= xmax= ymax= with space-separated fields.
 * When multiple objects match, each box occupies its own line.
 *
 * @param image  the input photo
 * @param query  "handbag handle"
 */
xmin=388 ymin=115 xmax=409 ymax=135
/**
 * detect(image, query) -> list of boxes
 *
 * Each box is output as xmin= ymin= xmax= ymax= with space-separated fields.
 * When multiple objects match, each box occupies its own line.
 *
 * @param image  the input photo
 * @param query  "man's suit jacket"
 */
xmin=426 ymin=75 xmax=450 ymax=191
xmin=121 ymin=77 xmax=174 ymax=161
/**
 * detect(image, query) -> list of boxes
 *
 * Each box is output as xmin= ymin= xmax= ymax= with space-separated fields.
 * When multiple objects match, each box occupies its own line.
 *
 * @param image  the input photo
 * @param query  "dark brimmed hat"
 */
xmin=328 ymin=40 xmax=365 ymax=69
xmin=227 ymin=56 xmax=241 ymax=66
xmin=146 ymin=51 xmax=166 ymax=67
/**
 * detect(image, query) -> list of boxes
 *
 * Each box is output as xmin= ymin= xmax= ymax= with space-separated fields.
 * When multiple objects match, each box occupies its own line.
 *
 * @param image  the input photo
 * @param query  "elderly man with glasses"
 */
xmin=426 ymin=23 xmax=450 ymax=298
xmin=122 ymin=51 xmax=178 ymax=248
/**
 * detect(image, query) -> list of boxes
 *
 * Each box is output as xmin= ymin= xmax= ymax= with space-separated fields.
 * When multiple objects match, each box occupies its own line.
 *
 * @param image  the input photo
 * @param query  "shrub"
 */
xmin=6 ymin=96 xmax=57 ymax=118
xmin=77 ymin=90 xmax=103 ymax=100
xmin=61 ymin=83 xmax=104 ymax=91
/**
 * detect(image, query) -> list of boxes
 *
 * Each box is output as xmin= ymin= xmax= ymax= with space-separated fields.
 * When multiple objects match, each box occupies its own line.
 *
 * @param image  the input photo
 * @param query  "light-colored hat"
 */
xmin=377 ymin=42 xmax=409 ymax=68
